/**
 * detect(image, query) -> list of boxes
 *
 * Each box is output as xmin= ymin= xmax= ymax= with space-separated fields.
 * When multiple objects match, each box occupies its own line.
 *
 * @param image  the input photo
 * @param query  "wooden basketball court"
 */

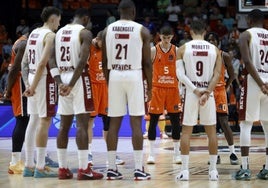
xmin=0 ymin=133 xmax=267 ymax=188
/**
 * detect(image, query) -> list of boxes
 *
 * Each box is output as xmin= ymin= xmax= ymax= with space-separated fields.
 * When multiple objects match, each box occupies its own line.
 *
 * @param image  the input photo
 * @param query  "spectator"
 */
xmin=2 ymin=38 xmax=12 ymax=58
xmin=0 ymin=54 xmax=11 ymax=95
xmin=166 ymin=0 xmax=181 ymax=30
xmin=178 ymin=31 xmax=190 ymax=47
xmin=106 ymin=9 xmax=116 ymax=26
xmin=212 ymin=19 xmax=228 ymax=50
xmin=223 ymin=11 xmax=235 ymax=32
xmin=142 ymin=16 xmax=156 ymax=35
xmin=156 ymin=0 xmax=170 ymax=21
xmin=228 ymin=23 xmax=240 ymax=44
xmin=235 ymin=13 xmax=248 ymax=32
xmin=16 ymin=19 xmax=29 ymax=38
xmin=192 ymin=7 xmax=208 ymax=23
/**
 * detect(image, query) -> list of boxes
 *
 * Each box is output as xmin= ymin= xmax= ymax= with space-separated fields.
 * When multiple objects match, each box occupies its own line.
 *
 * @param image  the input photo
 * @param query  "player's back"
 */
xmin=247 ymin=27 xmax=268 ymax=79
xmin=55 ymin=24 xmax=85 ymax=70
xmin=27 ymin=27 xmax=52 ymax=75
xmin=106 ymin=20 xmax=143 ymax=70
xmin=183 ymin=40 xmax=217 ymax=88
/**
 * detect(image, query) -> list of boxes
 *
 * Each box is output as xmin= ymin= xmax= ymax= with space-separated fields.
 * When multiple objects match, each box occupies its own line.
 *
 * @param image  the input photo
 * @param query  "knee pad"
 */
xmin=148 ymin=114 xmax=161 ymax=140
xmin=239 ymin=121 xmax=253 ymax=147
xmin=168 ymin=113 xmax=181 ymax=140
xmin=102 ymin=116 xmax=110 ymax=131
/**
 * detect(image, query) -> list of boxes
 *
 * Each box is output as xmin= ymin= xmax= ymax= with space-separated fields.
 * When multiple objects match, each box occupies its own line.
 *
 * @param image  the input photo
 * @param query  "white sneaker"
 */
xmin=143 ymin=132 xmax=148 ymax=139
xmin=147 ymin=155 xmax=155 ymax=164
xmin=175 ymin=170 xmax=189 ymax=181
xmin=160 ymin=132 xmax=169 ymax=139
xmin=115 ymin=156 xmax=125 ymax=165
xmin=209 ymin=170 xmax=219 ymax=181
xmin=173 ymin=155 xmax=182 ymax=164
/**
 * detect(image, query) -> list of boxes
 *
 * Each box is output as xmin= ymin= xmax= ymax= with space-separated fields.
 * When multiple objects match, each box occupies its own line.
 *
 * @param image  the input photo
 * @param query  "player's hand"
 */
xmin=23 ymin=87 xmax=35 ymax=97
xmin=199 ymin=92 xmax=209 ymax=106
xmin=4 ymin=90 xmax=11 ymax=99
xmin=59 ymin=84 xmax=70 ymax=96
xmin=261 ymin=83 xmax=268 ymax=95
xmin=193 ymin=88 xmax=203 ymax=97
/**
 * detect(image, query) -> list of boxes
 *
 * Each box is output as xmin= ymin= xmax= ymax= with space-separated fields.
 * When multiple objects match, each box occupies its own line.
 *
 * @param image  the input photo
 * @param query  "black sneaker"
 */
xmin=106 ymin=169 xmax=123 ymax=180
xmin=230 ymin=153 xmax=239 ymax=165
xmin=256 ymin=165 xmax=268 ymax=180
xmin=134 ymin=168 xmax=151 ymax=180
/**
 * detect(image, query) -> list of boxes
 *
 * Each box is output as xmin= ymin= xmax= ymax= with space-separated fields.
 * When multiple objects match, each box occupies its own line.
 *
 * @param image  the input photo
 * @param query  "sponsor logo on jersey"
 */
xmin=115 ymin=33 xmax=130 ymax=39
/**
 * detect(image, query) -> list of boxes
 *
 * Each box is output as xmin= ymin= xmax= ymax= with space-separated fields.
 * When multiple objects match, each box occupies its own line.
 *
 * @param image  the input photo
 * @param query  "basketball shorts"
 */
xmin=108 ymin=69 xmax=145 ymax=117
xmin=58 ymin=72 xmax=94 ymax=115
xmin=182 ymin=89 xmax=216 ymax=126
xmin=214 ymin=85 xmax=228 ymax=114
xmin=90 ymin=83 xmax=108 ymax=117
xmin=149 ymin=87 xmax=182 ymax=114
xmin=239 ymin=75 xmax=268 ymax=122
xmin=27 ymin=73 xmax=56 ymax=117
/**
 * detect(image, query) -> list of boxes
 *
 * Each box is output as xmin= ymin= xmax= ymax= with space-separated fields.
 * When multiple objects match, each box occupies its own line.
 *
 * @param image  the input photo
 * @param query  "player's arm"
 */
xmin=28 ymin=32 xmax=56 ymax=95
xmin=48 ymin=37 xmax=62 ymax=86
xmin=176 ymin=45 xmax=197 ymax=92
xmin=206 ymin=47 xmax=222 ymax=93
xmin=5 ymin=40 xmax=26 ymax=98
xmin=223 ymin=51 xmax=235 ymax=90
xmin=151 ymin=46 xmax=156 ymax=62
xmin=21 ymin=43 xmax=30 ymax=89
xmin=239 ymin=31 xmax=265 ymax=89
xmin=141 ymin=26 xmax=152 ymax=100
xmin=68 ymin=29 xmax=92 ymax=88
xmin=101 ymin=27 xmax=109 ymax=84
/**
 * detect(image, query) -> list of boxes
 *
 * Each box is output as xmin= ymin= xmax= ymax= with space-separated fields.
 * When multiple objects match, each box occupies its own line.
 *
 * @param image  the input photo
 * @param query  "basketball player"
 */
xmin=205 ymin=32 xmax=239 ymax=165
xmin=5 ymin=30 xmax=29 ymax=174
xmin=234 ymin=9 xmax=268 ymax=180
xmin=175 ymin=20 xmax=222 ymax=181
xmin=147 ymin=26 xmax=182 ymax=165
xmin=50 ymin=8 xmax=103 ymax=180
xmin=21 ymin=6 xmax=61 ymax=178
xmin=87 ymin=31 xmax=124 ymax=166
xmin=102 ymin=0 xmax=152 ymax=180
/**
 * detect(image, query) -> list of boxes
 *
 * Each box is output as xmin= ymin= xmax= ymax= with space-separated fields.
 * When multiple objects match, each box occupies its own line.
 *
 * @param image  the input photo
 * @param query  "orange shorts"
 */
xmin=90 ymin=83 xmax=108 ymax=116
xmin=148 ymin=87 xmax=182 ymax=114
xmin=214 ymin=85 xmax=228 ymax=114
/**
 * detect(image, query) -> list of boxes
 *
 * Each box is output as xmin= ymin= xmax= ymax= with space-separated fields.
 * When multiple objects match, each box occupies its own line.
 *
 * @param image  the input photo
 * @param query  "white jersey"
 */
xmin=27 ymin=27 xmax=52 ymax=75
xmin=247 ymin=27 xmax=268 ymax=80
xmin=106 ymin=20 xmax=143 ymax=70
xmin=55 ymin=24 xmax=85 ymax=72
xmin=183 ymin=40 xmax=217 ymax=88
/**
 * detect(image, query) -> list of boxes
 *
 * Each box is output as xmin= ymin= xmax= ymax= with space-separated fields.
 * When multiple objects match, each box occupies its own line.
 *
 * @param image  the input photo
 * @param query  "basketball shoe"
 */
xmin=233 ymin=166 xmax=251 ymax=180
xmin=134 ymin=168 xmax=151 ymax=180
xmin=256 ymin=165 xmax=268 ymax=180
xmin=176 ymin=170 xmax=189 ymax=181
xmin=77 ymin=165 xmax=103 ymax=180
xmin=58 ymin=168 xmax=73 ymax=179
xmin=8 ymin=161 xmax=24 ymax=174
xmin=23 ymin=167 xmax=35 ymax=177
xmin=106 ymin=169 xmax=123 ymax=180
xmin=34 ymin=166 xmax=58 ymax=178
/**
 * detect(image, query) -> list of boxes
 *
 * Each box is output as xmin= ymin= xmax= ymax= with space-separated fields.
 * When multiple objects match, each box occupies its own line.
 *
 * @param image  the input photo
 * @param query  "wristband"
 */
xmin=50 ymin=68 xmax=60 ymax=78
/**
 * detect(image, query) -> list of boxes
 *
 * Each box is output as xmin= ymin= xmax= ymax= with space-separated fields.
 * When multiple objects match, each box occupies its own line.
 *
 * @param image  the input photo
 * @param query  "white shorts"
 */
xmin=108 ymin=69 xmax=145 ymax=117
xmin=58 ymin=72 xmax=94 ymax=115
xmin=239 ymin=75 xmax=268 ymax=122
xmin=182 ymin=89 xmax=216 ymax=126
xmin=27 ymin=74 xmax=57 ymax=117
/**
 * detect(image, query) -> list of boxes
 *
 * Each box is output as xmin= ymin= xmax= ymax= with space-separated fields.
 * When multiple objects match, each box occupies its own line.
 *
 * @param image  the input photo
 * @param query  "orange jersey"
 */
xmin=152 ymin=44 xmax=178 ymax=88
xmin=10 ymin=35 xmax=28 ymax=117
xmin=87 ymin=44 xmax=106 ymax=84
xmin=216 ymin=51 xmax=226 ymax=87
